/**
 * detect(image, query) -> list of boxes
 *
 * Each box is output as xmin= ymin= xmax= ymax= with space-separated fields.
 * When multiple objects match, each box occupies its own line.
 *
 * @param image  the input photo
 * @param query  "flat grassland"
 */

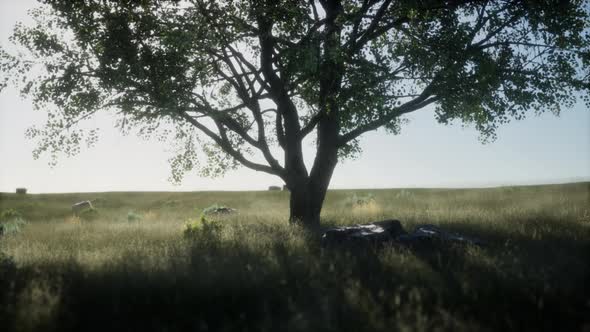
xmin=1 ymin=183 xmax=589 ymax=331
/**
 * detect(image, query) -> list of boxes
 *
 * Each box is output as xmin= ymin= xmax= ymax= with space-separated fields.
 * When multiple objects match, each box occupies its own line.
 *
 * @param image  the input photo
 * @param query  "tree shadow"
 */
xmin=317 ymin=216 xmax=590 ymax=331
xmin=1 ymin=218 xmax=589 ymax=332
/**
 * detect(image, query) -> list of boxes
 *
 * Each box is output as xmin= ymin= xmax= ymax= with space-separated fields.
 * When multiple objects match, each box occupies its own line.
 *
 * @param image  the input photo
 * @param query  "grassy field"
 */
xmin=0 ymin=182 xmax=589 ymax=331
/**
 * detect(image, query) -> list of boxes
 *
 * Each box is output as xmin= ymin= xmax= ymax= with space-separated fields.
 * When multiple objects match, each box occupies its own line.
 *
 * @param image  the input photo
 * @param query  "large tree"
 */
xmin=1 ymin=0 xmax=588 ymax=226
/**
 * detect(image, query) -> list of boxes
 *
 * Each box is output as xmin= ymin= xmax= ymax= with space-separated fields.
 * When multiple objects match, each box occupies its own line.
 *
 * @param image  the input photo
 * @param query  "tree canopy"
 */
xmin=1 ymin=0 xmax=588 ymax=225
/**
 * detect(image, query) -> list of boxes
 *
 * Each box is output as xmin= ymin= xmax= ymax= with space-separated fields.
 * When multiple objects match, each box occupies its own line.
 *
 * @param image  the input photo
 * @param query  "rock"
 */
xmin=268 ymin=186 xmax=281 ymax=191
xmin=396 ymin=224 xmax=486 ymax=247
xmin=72 ymin=201 xmax=94 ymax=214
xmin=202 ymin=205 xmax=237 ymax=216
xmin=321 ymin=219 xmax=406 ymax=248
xmin=15 ymin=188 xmax=27 ymax=194
xmin=321 ymin=220 xmax=485 ymax=249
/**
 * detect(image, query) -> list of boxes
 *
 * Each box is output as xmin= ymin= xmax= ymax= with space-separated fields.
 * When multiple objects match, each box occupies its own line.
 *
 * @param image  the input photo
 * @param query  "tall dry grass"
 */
xmin=0 ymin=182 xmax=589 ymax=331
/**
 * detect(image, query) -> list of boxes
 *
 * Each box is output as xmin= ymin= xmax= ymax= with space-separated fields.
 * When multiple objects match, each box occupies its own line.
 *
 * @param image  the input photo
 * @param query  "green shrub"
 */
xmin=0 ymin=209 xmax=26 ymax=235
xmin=183 ymin=214 xmax=224 ymax=239
xmin=127 ymin=211 xmax=142 ymax=222
xmin=0 ymin=209 xmax=23 ymax=221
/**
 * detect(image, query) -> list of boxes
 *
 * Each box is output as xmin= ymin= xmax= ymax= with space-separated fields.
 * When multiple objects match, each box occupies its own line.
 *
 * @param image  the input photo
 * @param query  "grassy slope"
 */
xmin=0 ymin=182 xmax=589 ymax=331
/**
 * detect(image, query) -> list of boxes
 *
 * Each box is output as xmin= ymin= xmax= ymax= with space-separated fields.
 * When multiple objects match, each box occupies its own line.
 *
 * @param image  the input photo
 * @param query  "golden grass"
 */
xmin=0 ymin=182 xmax=588 ymax=331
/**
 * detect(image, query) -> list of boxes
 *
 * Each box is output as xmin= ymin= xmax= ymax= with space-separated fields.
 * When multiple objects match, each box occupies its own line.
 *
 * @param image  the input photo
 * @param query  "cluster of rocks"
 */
xmin=202 ymin=205 xmax=237 ymax=216
xmin=71 ymin=198 xmax=107 ymax=214
xmin=72 ymin=200 xmax=94 ymax=214
xmin=268 ymin=185 xmax=289 ymax=191
xmin=321 ymin=219 xmax=485 ymax=249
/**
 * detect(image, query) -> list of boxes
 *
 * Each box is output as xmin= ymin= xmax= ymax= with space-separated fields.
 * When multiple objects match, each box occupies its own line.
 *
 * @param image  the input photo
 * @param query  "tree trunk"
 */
xmin=287 ymin=150 xmax=337 ymax=228
xmin=284 ymin=0 xmax=343 ymax=228
xmin=287 ymin=178 xmax=324 ymax=228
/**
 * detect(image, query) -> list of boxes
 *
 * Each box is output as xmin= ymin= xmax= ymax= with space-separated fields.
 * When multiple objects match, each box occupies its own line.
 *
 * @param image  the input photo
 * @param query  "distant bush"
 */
xmin=0 ymin=209 xmax=27 ymax=235
xmin=127 ymin=211 xmax=142 ymax=222
xmin=0 ymin=209 xmax=23 ymax=221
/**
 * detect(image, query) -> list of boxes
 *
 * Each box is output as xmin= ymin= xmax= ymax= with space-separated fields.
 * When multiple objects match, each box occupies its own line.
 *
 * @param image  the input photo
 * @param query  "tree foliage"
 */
xmin=1 ymin=0 xmax=588 ymax=223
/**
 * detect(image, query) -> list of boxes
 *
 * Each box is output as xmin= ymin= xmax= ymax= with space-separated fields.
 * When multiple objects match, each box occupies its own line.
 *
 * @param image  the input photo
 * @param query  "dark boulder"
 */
xmin=202 ymin=205 xmax=237 ymax=216
xmin=321 ymin=219 xmax=407 ymax=248
xmin=72 ymin=201 xmax=94 ymax=214
xmin=396 ymin=224 xmax=486 ymax=247
xmin=321 ymin=220 xmax=485 ymax=249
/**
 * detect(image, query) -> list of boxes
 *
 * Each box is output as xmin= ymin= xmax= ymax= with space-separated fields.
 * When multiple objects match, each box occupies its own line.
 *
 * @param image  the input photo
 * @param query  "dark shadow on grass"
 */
xmin=1 ymin=218 xmax=589 ymax=332
xmin=396 ymin=217 xmax=590 ymax=332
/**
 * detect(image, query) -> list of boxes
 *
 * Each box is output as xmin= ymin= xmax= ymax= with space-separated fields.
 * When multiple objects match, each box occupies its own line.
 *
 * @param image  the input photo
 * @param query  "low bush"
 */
xmin=183 ymin=214 xmax=224 ymax=240
xmin=0 ymin=209 xmax=23 ymax=221
xmin=0 ymin=209 xmax=26 ymax=235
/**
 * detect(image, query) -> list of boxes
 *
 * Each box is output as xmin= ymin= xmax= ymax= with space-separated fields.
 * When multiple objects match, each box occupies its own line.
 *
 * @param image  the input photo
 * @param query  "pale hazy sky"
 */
xmin=1 ymin=0 xmax=589 ymax=193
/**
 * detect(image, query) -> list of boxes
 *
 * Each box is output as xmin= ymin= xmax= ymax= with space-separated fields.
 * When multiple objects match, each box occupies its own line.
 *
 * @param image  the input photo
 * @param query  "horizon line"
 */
xmin=2 ymin=179 xmax=588 ymax=195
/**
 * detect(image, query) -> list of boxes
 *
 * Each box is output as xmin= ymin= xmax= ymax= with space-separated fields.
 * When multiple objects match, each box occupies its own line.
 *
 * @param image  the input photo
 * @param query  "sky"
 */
xmin=0 ymin=0 xmax=589 ymax=193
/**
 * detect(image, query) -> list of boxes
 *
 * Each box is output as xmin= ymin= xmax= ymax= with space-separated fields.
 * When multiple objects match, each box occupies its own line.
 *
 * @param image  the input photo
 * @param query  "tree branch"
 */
xmin=257 ymin=18 xmax=302 ymax=135
xmin=298 ymin=112 xmax=323 ymax=139
xmin=348 ymin=0 xmax=393 ymax=52
xmin=179 ymin=112 xmax=283 ymax=176
xmin=338 ymin=89 xmax=439 ymax=145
